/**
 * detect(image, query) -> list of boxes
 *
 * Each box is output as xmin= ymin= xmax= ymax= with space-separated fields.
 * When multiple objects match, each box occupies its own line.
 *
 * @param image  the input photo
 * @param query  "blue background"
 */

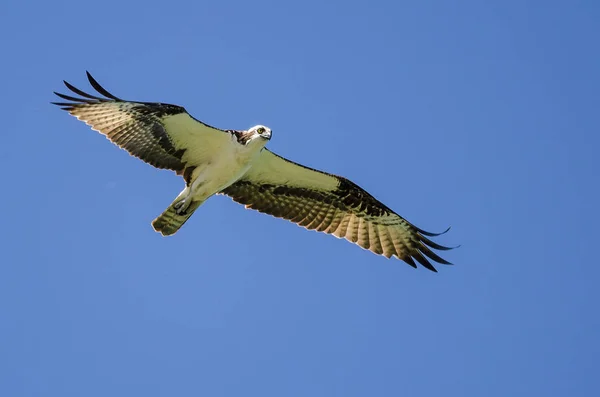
xmin=1 ymin=0 xmax=598 ymax=396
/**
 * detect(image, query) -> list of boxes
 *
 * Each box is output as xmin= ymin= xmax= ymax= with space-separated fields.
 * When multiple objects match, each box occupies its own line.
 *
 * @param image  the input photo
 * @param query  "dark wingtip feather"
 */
xmin=53 ymin=91 xmax=96 ymax=103
xmin=50 ymin=101 xmax=75 ymax=110
xmin=419 ymin=245 xmax=453 ymax=266
xmin=50 ymin=91 xmax=74 ymax=106
xmin=63 ymin=79 xmax=104 ymax=100
xmin=86 ymin=71 xmax=122 ymax=100
xmin=420 ymin=234 xmax=459 ymax=251
xmin=412 ymin=251 xmax=438 ymax=272
xmin=416 ymin=225 xmax=451 ymax=237
xmin=402 ymin=255 xmax=418 ymax=269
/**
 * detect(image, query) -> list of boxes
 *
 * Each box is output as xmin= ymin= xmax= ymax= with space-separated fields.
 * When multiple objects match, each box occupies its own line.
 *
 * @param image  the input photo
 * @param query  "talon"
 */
xmin=173 ymin=199 xmax=189 ymax=215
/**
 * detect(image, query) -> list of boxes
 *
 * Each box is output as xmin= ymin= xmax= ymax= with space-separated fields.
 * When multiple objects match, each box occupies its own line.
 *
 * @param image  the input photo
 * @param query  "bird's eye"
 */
xmin=257 ymin=127 xmax=265 ymax=134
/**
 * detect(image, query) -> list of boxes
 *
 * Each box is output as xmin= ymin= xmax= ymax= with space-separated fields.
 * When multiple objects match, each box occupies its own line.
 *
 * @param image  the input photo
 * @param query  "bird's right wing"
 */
xmin=52 ymin=72 xmax=236 ymax=183
xmin=221 ymin=149 xmax=455 ymax=271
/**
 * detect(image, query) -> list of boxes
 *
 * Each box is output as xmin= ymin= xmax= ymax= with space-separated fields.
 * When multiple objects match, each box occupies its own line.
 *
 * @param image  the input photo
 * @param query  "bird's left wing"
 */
xmin=221 ymin=149 xmax=455 ymax=271
xmin=52 ymin=72 xmax=234 ymax=183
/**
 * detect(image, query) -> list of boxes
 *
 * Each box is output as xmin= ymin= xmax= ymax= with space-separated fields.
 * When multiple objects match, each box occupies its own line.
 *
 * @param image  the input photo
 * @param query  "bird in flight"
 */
xmin=52 ymin=72 xmax=456 ymax=271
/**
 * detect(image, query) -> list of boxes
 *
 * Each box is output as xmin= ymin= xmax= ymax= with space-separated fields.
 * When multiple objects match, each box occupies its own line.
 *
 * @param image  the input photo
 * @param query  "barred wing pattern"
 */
xmin=222 ymin=150 xmax=454 ymax=271
xmin=52 ymin=72 xmax=232 ymax=183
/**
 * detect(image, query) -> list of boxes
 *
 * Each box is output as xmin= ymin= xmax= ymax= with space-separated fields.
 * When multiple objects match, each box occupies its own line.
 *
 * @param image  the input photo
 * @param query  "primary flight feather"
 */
xmin=52 ymin=72 xmax=456 ymax=271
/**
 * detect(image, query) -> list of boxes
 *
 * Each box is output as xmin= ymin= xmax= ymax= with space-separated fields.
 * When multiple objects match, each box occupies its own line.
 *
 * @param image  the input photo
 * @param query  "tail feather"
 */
xmin=152 ymin=199 xmax=203 ymax=236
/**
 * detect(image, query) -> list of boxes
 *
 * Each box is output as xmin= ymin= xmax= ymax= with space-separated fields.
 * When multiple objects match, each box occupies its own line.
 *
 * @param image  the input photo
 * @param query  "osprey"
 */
xmin=52 ymin=72 xmax=456 ymax=271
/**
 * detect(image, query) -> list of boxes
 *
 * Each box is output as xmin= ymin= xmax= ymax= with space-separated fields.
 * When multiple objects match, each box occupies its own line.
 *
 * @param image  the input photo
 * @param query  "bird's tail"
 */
xmin=152 ymin=196 xmax=203 ymax=236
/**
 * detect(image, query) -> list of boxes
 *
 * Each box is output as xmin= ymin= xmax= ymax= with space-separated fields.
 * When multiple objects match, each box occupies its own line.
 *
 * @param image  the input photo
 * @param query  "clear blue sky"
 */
xmin=1 ymin=0 xmax=598 ymax=396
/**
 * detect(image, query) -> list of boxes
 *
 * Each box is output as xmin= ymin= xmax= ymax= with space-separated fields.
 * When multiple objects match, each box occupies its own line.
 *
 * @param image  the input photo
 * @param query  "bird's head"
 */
xmin=249 ymin=125 xmax=272 ymax=141
xmin=234 ymin=125 xmax=272 ymax=146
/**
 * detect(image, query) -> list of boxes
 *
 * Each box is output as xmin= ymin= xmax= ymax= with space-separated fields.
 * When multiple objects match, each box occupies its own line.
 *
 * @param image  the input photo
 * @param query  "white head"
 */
xmin=234 ymin=125 xmax=272 ymax=146
xmin=249 ymin=125 xmax=272 ymax=141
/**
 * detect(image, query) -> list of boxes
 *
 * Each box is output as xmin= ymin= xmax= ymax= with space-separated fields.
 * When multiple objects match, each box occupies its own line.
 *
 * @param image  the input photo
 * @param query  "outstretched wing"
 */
xmin=52 ymin=71 xmax=234 ymax=183
xmin=221 ymin=150 xmax=455 ymax=271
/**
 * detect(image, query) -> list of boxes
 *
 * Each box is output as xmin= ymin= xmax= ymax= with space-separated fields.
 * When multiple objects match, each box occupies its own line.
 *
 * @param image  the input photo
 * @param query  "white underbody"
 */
xmin=145 ymin=113 xmax=272 ymax=212
xmin=178 ymin=136 xmax=265 ymax=208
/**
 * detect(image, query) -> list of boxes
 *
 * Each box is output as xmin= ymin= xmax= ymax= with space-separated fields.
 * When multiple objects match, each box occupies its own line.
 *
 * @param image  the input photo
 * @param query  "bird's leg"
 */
xmin=173 ymin=187 xmax=194 ymax=215
xmin=173 ymin=176 xmax=206 ymax=215
xmin=173 ymin=198 xmax=191 ymax=215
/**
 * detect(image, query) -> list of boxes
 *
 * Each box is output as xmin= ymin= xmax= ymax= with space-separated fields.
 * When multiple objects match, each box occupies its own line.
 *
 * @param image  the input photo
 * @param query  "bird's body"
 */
xmin=151 ymin=121 xmax=270 ymax=235
xmin=53 ymin=72 xmax=456 ymax=271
